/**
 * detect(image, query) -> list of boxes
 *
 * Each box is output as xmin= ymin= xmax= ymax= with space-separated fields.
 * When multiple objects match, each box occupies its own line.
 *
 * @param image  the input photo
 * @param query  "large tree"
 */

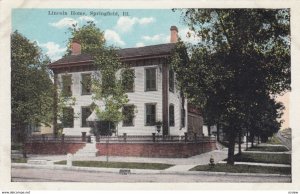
xmin=171 ymin=9 xmax=290 ymax=164
xmin=11 ymin=31 xmax=54 ymax=146
xmin=65 ymin=22 xmax=134 ymax=135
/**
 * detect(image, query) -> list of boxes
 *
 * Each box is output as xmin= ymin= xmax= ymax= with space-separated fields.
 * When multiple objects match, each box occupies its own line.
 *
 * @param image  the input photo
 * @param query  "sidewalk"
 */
xmin=13 ymin=142 xmax=291 ymax=175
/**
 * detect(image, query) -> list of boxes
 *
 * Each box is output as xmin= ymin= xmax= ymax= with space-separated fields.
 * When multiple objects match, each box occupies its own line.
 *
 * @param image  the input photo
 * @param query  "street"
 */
xmin=11 ymin=167 xmax=291 ymax=183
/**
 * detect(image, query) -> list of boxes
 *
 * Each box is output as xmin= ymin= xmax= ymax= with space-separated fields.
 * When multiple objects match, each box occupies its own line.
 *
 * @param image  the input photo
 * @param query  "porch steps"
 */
xmin=73 ymin=136 xmax=98 ymax=157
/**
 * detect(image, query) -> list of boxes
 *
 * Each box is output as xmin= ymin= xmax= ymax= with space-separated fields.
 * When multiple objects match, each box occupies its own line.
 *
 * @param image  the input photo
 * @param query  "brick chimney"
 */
xmin=170 ymin=26 xmax=178 ymax=43
xmin=71 ymin=40 xmax=81 ymax=55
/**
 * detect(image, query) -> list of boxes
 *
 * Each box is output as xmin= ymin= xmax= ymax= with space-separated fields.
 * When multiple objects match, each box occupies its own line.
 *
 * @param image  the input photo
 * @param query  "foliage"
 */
xmin=247 ymin=145 xmax=288 ymax=152
xmin=230 ymin=152 xmax=291 ymax=164
xmin=67 ymin=22 xmax=135 ymax=135
xmin=65 ymin=21 xmax=105 ymax=55
xmin=11 ymin=31 xmax=54 ymax=143
xmin=172 ymin=9 xmax=290 ymax=164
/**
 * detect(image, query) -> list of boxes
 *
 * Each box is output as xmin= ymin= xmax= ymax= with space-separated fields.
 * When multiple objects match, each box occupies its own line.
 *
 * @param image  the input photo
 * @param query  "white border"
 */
xmin=0 ymin=0 xmax=299 ymax=191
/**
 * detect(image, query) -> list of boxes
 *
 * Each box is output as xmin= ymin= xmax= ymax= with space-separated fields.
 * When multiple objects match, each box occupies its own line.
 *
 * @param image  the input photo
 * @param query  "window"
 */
xmin=169 ymin=104 xmax=175 ymax=126
xmin=102 ymin=73 xmax=115 ymax=94
xmin=122 ymin=69 xmax=135 ymax=93
xmin=81 ymin=74 xmax=92 ymax=95
xmin=145 ymin=68 xmax=156 ymax=91
xmin=169 ymin=69 xmax=174 ymax=92
xmin=81 ymin=106 xmax=92 ymax=127
xmin=122 ymin=105 xmax=135 ymax=126
xmin=62 ymin=107 xmax=74 ymax=128
xmin=62 ymin=75 xmax=72 ymax=97
xmin=181 ymin=109 xmax=186 ymax=127
xmin=145 ymin=104 xmax=156 ymax=126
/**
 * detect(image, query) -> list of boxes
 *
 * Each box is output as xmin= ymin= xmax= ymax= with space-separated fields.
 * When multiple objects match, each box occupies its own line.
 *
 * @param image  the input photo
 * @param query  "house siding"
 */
xmin=56 ymin=61 xmax=189 ymax=136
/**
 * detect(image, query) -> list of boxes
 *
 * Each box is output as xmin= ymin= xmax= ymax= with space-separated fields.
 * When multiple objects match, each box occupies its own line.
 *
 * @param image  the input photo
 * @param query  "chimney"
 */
xmin=71 ymin=40 xmax=81 ymax=55
xmin=170 ymin=26 xmax=178 ymax=43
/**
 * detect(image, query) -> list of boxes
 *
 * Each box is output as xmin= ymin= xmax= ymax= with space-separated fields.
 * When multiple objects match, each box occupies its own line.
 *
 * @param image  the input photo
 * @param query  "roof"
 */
xmin=49 ymin=43 xmax=176 ymax=68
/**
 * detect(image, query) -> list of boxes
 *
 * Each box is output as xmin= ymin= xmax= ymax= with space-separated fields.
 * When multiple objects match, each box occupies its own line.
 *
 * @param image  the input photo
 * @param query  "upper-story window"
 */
xmin=169 ymin=69 xmax=174 ymax=92
xmin=122 ymin=69 xmax=135 ymax=93
xmin=81 ymin=73 xmax=92 ymax=95
xmin=62 ymin=75 xmax=72 ymax=97
xmin=145 ymin=68 xmax=157 ymax=91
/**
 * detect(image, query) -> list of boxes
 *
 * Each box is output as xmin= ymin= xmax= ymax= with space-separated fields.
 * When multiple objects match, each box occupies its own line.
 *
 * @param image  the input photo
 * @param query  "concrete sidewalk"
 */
xmin=27 ymin=148 xmax=229 ymax=166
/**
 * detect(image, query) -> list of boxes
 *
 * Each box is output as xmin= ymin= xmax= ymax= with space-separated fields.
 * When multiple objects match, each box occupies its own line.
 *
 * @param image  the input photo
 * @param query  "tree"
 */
xmin=65 ymin=22 xmax=134 ymax=135
xmin=172 ymin=9 xmax=290 ymax=164
xmin=65 ymin=21 xmax=106 ymax=55
xmin=11 ymin=31 xmax=54 ymax=151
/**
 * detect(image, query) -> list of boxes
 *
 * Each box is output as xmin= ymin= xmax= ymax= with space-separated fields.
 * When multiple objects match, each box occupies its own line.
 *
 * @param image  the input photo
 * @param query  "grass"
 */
xmin=266 ymin=136 xmax=282 ymax=145
xmin=229 ymin=152 xmax=291 ymax=164
xmin=12 ymin=158 xmax=27 ymax=163
xmin=190 ymin=163 xmax=291 ymax=175
xmin=247 ymin=146 xmax=289 ymax=152
xmin=54 ymin=160 xmax=173 ymax=170
xmin=11 ymin=144 xmax=23 ymax=151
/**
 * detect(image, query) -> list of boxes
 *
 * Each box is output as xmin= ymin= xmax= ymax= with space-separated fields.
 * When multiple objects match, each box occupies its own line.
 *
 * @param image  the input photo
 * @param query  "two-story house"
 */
xmin=48 ymin=26 xmax=203 ymax=137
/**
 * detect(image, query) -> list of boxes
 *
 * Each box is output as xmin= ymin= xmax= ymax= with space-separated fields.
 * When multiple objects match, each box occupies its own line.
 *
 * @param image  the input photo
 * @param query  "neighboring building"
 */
xmin=48 ymin=26 xmax=203 ymax=137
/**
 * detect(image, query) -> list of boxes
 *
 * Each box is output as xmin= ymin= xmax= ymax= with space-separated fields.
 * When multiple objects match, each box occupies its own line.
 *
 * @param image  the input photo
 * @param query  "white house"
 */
xmin=48 ymin=26 xmax=203 ymax=137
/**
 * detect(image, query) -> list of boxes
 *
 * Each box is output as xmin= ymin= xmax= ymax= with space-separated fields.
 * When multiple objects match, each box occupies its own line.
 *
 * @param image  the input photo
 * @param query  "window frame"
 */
xmin=81 ymin=73 xmax=92 ymax=95
xmin=61 ymin=74 xmax=72 ymax=97
xmin=145 ymin=67 xmax=157 ymax=92
xmin=62 ymin=107 xmax=74 ymax=128
xmin=169 ymin=104 xmax=175 ymax=127
xmin=81 ymin=106 xmax=92 ymax=127
xmin=169 ymin=69 xmax=175 ymax=93
xmin=122 ymin=104 xmax=135 ymax=127
xmin=122 ymin=69 xmax=135 ymax=93
xmin=145 ymin=103 xmax=156 ymax=126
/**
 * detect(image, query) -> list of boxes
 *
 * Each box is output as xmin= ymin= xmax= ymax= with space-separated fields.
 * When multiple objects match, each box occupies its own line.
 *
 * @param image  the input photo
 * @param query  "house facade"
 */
xmin=48 ymin=26 xmax=203 ymax=137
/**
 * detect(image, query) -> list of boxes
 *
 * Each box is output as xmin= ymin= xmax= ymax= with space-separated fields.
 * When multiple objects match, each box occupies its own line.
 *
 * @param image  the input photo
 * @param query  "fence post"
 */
xmin=184 ymin=132 xmax=188 ymax=143
xmin=152 ymin=133 xmax=156 ymax=142
xmin=96 ymin=135 xmax=100 ymax=143
xmin=61 ymin=134 xmax=65 ymax=143
xmin=123 ymin=133 xmax=127 ymax=142
xmin=81 ymin=132 xmax=86 ymax=142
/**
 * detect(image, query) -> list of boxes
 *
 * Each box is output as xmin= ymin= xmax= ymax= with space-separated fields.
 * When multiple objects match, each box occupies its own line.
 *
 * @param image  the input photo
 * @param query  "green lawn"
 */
xmin=54 ymin=160 xmax=173 ymax=170
xmin=230 ymin=152 xmax=291 ymax=164
xmin=247 ymin=146 xmax=289 ymax=152
xmin=12 ymin=158 xmax=27 ymax=163
xmin=190 ymin=163 xmax=291 ymax=175
xmin=266 ymin=136 xmax=282 ymax=145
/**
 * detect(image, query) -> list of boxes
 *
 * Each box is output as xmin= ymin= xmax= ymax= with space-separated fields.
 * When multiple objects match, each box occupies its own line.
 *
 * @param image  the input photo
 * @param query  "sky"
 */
xmin=12 ymin=9 xmax=198 ymax=62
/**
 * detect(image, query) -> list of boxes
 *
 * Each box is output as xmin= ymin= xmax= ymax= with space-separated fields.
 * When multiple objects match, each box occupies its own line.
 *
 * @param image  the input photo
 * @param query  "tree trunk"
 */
xmin=251 ymin=133 xmax=254 ymax=147
xmin=53 ymin=73 xmax=58 ymax=137
xmin=227 ymin=131 xmax=236 ymax=165
xmin=238 ymin=131 xmax=242 ymax=154
xmin=20 ymin=123 xmax=28 ymax=158
xmin=208 ymin=125 xmax=211 ymax=136
xmin=257 ymin=135 xmax=260 ymax=144
xmin=246 ymin=131 xmax=248 ymax=150
xmin=217 ymin=123 xmax=220 ymax=141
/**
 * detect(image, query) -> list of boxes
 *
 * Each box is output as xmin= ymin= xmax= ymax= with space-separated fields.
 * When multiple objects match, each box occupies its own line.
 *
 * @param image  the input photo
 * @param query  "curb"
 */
xmin=12 ymin=163 xmax=291 ymax=177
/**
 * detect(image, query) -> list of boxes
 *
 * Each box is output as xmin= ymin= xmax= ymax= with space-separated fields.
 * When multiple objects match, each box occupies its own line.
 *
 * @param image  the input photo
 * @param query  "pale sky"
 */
xmin=12 ymin=9 xmax=198 ymax=61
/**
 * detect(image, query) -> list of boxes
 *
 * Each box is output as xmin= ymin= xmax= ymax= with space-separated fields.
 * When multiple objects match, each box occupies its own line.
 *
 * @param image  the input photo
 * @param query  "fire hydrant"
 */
xmin=209 ymin=155 xmax=215 ymax=167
